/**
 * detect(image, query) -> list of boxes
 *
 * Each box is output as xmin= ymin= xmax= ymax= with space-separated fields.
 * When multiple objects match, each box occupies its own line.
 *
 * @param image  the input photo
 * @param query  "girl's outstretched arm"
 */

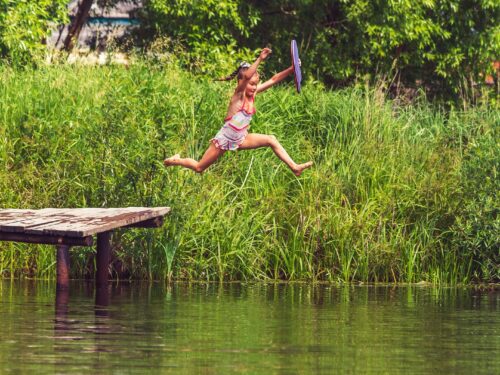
xmin=235 ymin=48 xmax=272 ymax=93
xmin=256 ymin=66 xmax=294 ymax=94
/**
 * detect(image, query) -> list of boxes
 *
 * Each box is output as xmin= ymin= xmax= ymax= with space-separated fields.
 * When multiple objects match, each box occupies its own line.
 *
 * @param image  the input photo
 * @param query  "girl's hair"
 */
xmin=215 ymin=62 xmax=253 ymax=81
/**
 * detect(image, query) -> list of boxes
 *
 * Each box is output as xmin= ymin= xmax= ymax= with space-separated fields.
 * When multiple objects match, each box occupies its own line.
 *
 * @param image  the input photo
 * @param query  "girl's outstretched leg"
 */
xmin=239 ymin=133 xmax=313 ymax=176
xmin=164 ymin=143 xmax=225 ymax=173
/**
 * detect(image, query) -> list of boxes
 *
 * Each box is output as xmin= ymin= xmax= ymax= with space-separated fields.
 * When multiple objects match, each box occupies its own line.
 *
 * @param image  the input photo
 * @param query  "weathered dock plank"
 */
xmin=0 ymin=207 xmax=171 ymax=237
xmin=0 ymin=207 xmax=171 ymax=291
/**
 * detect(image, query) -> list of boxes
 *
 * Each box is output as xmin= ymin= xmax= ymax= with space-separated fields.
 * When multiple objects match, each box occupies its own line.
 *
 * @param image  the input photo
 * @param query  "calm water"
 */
xmin=0 ymin=281 xmax=498 ymax=374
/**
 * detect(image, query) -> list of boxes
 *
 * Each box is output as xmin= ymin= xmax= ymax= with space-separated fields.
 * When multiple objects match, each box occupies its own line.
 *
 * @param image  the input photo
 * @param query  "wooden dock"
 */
xmin=0 ymin=207 xmax=170 ymax=289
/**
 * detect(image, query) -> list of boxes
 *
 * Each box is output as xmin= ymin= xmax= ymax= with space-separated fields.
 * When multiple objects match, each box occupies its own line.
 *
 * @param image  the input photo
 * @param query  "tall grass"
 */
xmin=0 ymin=61 xmax=498 ymax=283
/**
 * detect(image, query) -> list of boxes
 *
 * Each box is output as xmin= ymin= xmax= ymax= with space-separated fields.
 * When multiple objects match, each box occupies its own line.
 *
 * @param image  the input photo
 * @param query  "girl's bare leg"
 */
xmin=164 ymin=143 xmax=225 ymax=173
xmin=239 ymin=133 xmax=313 ymax=176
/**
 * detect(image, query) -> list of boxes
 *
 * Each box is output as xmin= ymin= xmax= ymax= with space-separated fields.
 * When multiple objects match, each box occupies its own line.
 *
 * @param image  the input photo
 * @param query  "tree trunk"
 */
xmin=63 ymin=0 xmax=94 ymax=52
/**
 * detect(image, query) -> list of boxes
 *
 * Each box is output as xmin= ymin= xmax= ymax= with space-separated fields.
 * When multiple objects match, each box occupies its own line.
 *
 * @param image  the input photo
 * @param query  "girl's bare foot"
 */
xmin=293 ymin=161 xmax=313 ymax=176
xmin=163 ymin=154 xmax=180 ymax=167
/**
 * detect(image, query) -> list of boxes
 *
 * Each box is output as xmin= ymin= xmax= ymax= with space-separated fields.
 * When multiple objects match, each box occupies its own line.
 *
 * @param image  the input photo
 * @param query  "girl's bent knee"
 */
xmin=267 ymin=135 xmax=278 ymax=146
xmin=194 ymin=165 xmax=206 ymax=173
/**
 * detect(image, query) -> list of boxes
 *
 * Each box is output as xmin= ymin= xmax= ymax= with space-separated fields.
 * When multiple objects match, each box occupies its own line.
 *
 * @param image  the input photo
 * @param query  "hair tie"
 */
xmin=214 ymin=61 xmax=251 ymax=82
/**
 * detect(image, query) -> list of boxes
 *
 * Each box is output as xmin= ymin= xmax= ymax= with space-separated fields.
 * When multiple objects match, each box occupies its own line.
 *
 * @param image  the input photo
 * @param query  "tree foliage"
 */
xmin=244 ymin=0 xmax=499 ymax=97
xmin=0 ymin=0 xmax=498 ymax=98
xmin=0 ymin=0 xmax=68 ymax=65
xmin=135 ymin=0 xmax=499 ymax=99
xmin=137 ymin=0 xmax=260 ymax=72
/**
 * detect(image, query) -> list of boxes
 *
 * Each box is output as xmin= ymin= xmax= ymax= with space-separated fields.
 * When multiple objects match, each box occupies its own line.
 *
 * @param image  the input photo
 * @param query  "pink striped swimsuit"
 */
xmin=211 ymin=97 xmax=255 ymax=151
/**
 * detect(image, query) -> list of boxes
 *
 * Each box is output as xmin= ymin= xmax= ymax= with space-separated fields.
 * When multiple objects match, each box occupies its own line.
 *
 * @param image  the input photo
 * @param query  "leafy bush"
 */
xmin=0 ymin=0 xmax=68 ymax=65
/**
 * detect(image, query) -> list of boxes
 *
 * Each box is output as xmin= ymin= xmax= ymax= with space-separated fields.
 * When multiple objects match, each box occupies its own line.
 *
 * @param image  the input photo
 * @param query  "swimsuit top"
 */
xmin=224 ymin=96 xmax=256 ymax=131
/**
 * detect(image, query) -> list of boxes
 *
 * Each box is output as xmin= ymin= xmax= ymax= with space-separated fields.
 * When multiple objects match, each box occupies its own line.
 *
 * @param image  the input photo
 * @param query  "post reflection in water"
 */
xmin=54 ymin=287 xmax=70 ymax=334
xmin=53 ymin=284 xmax=112 ymax=355
xmin=95 ymin=285 xmax=110 ymax=318
xmin=94 ymin=285 xmax=111 ymax=342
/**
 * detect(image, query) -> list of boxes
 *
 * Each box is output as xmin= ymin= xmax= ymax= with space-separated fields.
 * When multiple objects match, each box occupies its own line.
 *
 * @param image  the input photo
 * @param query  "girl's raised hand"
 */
xmin=260 ymin=48 xmax=272 ymax=60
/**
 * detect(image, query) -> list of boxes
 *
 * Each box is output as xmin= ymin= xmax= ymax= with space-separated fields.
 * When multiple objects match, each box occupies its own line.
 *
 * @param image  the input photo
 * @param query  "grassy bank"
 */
xmin=0 ymin=62 xmax=498 ymax=283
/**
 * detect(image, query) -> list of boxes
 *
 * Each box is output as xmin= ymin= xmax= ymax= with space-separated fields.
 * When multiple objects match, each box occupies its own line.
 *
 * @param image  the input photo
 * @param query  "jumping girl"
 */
xmin=163 ymin=47 xmax=313 ymax=176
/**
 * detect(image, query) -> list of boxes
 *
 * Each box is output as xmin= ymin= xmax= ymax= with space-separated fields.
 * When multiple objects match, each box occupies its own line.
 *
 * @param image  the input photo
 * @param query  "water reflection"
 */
xmin=54 ymin=284 xmax=110 ymax=343
xmin=0 ymin=281 xmax=498 ymax=374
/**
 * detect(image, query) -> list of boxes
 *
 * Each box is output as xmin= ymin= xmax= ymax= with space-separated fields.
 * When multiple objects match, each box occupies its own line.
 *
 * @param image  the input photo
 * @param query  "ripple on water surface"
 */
xmin=0 ymin=281 xmax=498 ymax=374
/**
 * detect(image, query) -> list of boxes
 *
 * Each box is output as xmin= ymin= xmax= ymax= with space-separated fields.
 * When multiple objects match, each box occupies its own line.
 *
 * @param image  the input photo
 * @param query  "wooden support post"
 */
xmin=56 ymin=245 xmax=70 ymax=290
xmin=96 ymin=231 xmax=112 ymax=287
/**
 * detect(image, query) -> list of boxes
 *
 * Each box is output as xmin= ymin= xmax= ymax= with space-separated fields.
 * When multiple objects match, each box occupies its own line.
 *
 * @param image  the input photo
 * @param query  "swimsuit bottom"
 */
xmin=211 ymin=123 xmax=249 ymax=151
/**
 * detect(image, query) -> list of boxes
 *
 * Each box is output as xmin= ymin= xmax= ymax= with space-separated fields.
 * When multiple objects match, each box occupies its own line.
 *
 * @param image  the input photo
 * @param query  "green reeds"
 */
xmin=0 ymin=61 xmax=498 ymax=283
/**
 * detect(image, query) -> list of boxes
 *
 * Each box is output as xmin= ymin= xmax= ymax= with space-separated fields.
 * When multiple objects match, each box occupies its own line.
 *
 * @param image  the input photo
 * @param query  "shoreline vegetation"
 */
xmin=0 ymin=61 xmax=498 ymax=284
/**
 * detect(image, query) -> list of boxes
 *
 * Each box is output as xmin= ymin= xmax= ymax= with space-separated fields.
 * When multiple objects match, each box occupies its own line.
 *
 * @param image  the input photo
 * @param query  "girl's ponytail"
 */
xmin=215 ymin=61 xmax=251 ymax=82
xmin=214 ymin=67 xmax=240 ymax=82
